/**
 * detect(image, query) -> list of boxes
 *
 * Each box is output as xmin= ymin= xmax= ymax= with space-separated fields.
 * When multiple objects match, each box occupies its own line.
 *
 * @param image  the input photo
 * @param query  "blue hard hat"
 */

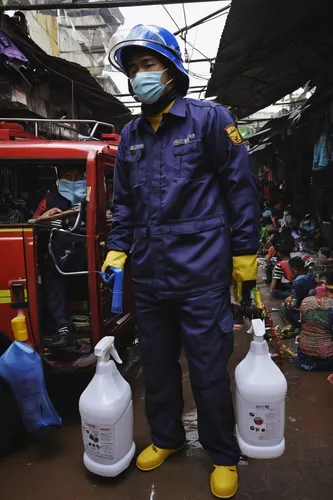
xmin=109 ymin=24 xmax=189 ymax=95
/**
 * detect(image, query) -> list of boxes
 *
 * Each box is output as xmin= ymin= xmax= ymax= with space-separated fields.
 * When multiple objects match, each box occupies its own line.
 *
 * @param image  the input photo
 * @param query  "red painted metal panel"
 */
xmin=0 ymin=228 xmax=30 ymax=343
xmin=0 ymin=141 xmax=119 ymax=160
xmin=23 ymin=229 xmax=40 ymax=349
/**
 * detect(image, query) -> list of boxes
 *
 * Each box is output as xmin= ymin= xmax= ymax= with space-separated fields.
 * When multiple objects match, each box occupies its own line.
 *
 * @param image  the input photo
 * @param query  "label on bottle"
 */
xmin=247 ymin=403 xmax=282 ymax=441
xmin=82 ymin=422 xmax=115 ymax=461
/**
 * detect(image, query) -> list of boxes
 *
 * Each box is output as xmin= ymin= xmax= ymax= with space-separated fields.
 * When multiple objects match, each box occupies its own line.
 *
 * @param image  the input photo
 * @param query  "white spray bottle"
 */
xmin=235 ymin=319 xmax=287 ymax=459
xmin=79 ymin=336 xmax=135 ymax=476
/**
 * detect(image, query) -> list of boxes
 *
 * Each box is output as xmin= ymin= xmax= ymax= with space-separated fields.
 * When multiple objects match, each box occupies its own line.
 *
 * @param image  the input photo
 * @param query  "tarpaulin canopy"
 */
xmin=247 ymin=114 xmax=291 ymax=148
xmin=206 ymin=0 xmax=333 ymax=118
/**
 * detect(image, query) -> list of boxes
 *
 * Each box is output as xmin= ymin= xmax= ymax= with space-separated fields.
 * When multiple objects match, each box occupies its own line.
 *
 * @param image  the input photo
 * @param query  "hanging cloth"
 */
xmin=313 ymin=133 xmax=332 ymax=171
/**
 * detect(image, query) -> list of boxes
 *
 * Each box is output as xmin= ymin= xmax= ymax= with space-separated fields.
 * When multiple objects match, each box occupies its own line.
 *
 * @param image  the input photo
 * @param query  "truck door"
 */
xmin=86 ymin=150 xmax=135 ymax=349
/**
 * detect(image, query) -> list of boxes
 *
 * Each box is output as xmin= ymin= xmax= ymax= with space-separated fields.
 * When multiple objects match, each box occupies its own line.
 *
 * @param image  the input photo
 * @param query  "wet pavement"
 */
xmin=1 ymin=280 xmax=333 ymax=500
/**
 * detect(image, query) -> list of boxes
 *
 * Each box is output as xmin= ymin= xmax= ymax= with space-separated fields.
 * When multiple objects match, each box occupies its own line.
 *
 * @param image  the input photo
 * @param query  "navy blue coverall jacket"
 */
xmin=108 ymin=97 xmax=259 ymax=293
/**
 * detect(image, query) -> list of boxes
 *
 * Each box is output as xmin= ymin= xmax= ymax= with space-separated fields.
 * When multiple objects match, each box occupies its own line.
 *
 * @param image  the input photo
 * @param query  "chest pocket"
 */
xmin=126 ymin=147 xmax=146 ymax=187
xmin=173 ymin=139 xmax=205 ymax=180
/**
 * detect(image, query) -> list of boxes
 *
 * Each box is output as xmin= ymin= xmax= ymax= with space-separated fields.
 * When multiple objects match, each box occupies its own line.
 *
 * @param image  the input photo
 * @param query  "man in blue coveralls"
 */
xmin=102 ymin=25 xmax=259 ymax=499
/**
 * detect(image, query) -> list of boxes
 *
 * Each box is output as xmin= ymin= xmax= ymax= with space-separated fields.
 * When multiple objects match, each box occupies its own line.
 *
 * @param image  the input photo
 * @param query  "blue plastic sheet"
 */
xmin=313 ymin=133 xmax=332 ymax=171
xmin=0 ymin=342 xmax=62 ymax=435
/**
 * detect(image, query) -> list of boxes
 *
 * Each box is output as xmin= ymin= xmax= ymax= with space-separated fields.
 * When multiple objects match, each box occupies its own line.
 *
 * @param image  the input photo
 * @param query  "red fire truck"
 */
xmin=0 ymin=119 xmax=135 ymax=454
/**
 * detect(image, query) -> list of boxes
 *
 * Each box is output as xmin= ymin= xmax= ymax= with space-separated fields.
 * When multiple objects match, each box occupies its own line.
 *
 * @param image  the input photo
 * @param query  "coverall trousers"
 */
xmin=135 ymin=285 xmax=241 ymax=466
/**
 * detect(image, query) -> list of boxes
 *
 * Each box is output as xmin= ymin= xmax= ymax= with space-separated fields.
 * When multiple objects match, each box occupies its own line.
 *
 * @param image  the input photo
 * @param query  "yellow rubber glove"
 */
xmin=232 ymin=255 xmax=258 ymax=302
xmin=102 ymin=250 xmax=127 ymax=273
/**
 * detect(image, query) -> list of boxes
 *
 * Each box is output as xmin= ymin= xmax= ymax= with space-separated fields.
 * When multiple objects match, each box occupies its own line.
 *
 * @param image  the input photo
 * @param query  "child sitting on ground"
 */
xmin=270 ymin=248 xmax=293 ymax=299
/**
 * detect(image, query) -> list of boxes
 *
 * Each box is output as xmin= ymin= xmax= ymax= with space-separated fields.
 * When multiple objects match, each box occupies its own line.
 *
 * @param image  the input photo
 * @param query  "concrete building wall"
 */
xmin=26 ymin=12 xmax=59 ymax=56
xmin=57 ymin=8 xmax=123 ymax=93
xmin=16 ymin=9 xmax=122 ymax=94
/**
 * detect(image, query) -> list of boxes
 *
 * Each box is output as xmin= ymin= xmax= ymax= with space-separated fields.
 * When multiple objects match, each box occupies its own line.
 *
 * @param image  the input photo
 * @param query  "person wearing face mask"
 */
xmin=33 ymin=167 xmax=87 ymax=348
xmin=103 ymin=25 xmax=259 ymax=499
xmin=33 ymin=167 xmax=86 ymax=219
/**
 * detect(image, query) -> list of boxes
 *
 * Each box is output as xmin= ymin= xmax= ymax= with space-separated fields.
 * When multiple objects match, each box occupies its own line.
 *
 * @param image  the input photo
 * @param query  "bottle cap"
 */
xmin=247 ymin=318 xmax=266 ymax=341
xmin=94 ymin=336 xmax=123 ymax=363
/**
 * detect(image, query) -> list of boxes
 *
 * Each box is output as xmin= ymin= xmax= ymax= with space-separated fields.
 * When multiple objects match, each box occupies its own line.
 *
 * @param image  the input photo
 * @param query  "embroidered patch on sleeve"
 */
xmin=224 ymin=124 xmax=244 ymax=146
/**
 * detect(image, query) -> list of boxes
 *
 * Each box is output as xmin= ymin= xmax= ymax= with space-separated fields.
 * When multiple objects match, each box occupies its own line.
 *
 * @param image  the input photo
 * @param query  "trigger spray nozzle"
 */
xmin=247 ymin=318 xmax=266 ymax=342
xmin=94 ymin=336 xmax=123 ymax=364
xmin=100 ymin=268 xmax=124 ymax=314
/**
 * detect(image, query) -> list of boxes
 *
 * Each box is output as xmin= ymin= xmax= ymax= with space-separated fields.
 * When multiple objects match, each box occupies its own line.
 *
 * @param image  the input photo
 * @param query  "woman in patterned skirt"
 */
xmin=295 ymin=270 xmax=333 ymax=371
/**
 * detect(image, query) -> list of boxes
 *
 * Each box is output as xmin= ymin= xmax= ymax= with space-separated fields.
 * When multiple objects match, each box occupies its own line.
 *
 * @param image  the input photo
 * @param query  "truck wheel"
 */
xmin=0 ymin=333 xmax=23 ymax=456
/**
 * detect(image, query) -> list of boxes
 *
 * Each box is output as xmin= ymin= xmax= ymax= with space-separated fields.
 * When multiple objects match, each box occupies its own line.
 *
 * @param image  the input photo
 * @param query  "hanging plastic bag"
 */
xmin=0 ymin=341 xmax=62 ymax=435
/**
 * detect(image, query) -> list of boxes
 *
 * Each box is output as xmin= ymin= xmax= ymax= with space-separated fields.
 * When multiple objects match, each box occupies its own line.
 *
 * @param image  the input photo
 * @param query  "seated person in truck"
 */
xmin=33 ymin=166 xmax=86 ymax=348
xmin=34 ymin=167 xmax=85 ymax=219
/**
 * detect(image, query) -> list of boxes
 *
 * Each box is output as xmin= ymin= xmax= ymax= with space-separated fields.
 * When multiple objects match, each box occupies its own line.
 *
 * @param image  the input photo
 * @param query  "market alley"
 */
xmin=1 ymin=283 xmax=332 ymax=500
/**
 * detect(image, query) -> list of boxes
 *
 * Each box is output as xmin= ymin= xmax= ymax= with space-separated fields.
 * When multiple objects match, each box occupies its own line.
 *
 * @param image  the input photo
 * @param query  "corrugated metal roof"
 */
xmin=207 ymin=0 xmax=333 ymax=118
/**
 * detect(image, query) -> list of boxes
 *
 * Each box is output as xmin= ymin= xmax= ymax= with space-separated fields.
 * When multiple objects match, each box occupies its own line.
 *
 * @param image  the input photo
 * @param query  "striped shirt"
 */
xmin=272 ymin=263 xmax=291 ymax=283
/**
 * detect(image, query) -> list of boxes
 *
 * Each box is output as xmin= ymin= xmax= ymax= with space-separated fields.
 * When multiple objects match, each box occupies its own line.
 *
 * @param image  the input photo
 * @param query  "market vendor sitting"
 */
xmin=317 ymin=246 xmax=333 ymax=259
xmin=33 ymin=166 xmax=87 ymax=348
xmin=299 ymin=213 xmax=324 ymax=252
xmin=280 ymin=257 xmax=316 ymax=328
xmin=300 ymin=213 xmax=316 ymax=235
xmin=270 ymin=244 xmax=293 ymax=299
xmin=294 ymin=270 xmax=333 ymax=371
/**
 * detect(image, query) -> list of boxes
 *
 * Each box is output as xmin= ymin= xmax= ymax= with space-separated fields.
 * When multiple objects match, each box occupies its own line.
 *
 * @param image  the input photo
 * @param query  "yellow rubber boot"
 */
xmin=136 ymin=444 xmax=183 ymax=471
xmin=210 ymin=465 xmax=239 ymax=499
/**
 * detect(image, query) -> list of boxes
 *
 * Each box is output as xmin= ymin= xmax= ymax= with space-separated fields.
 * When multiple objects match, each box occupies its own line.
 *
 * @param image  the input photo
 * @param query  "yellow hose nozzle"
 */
xmin=11 ymin=313 xmax=28 ymax=342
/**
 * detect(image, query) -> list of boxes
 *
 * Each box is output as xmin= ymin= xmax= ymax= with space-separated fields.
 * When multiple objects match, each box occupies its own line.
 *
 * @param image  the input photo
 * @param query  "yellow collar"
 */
xmin=146 ymin=101 xmax=175 ymax=132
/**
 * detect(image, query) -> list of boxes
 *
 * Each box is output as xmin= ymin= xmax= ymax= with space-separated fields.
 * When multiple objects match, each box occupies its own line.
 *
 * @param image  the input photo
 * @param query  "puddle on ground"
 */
xmin=183 ymin=409 xmax=202 ymax=452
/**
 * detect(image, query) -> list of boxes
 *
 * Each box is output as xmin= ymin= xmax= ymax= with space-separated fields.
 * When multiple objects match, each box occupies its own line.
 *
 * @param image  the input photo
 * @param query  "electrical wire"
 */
xmin=158 ymin=6 xmax=215 ymax=77
xmin=172 ymin=5 xmax=231 ymax=69
xmin=182 ymin=3 xmax=187 ymax=30
xmin=148 ymin=6 xmax=210 ymax=84
xmin=188 ymin=26 xmax=198 ymax=69
xmin=198 ymin=86 xmax=207 ymax=100
xmin=200 ymin=9 xmax=230 ymax=25
xmin=181 ymin=3 xmax=189 ymax=63
xmin=162 ymin=5 xmax=181 ymax=32
xmin=188 ymin=68 xmax=210 ymax=78
xmin=180 ymin=35 xmax=213 ymax=63
xmin=188 ymin=69 xmax=209 ymax=81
